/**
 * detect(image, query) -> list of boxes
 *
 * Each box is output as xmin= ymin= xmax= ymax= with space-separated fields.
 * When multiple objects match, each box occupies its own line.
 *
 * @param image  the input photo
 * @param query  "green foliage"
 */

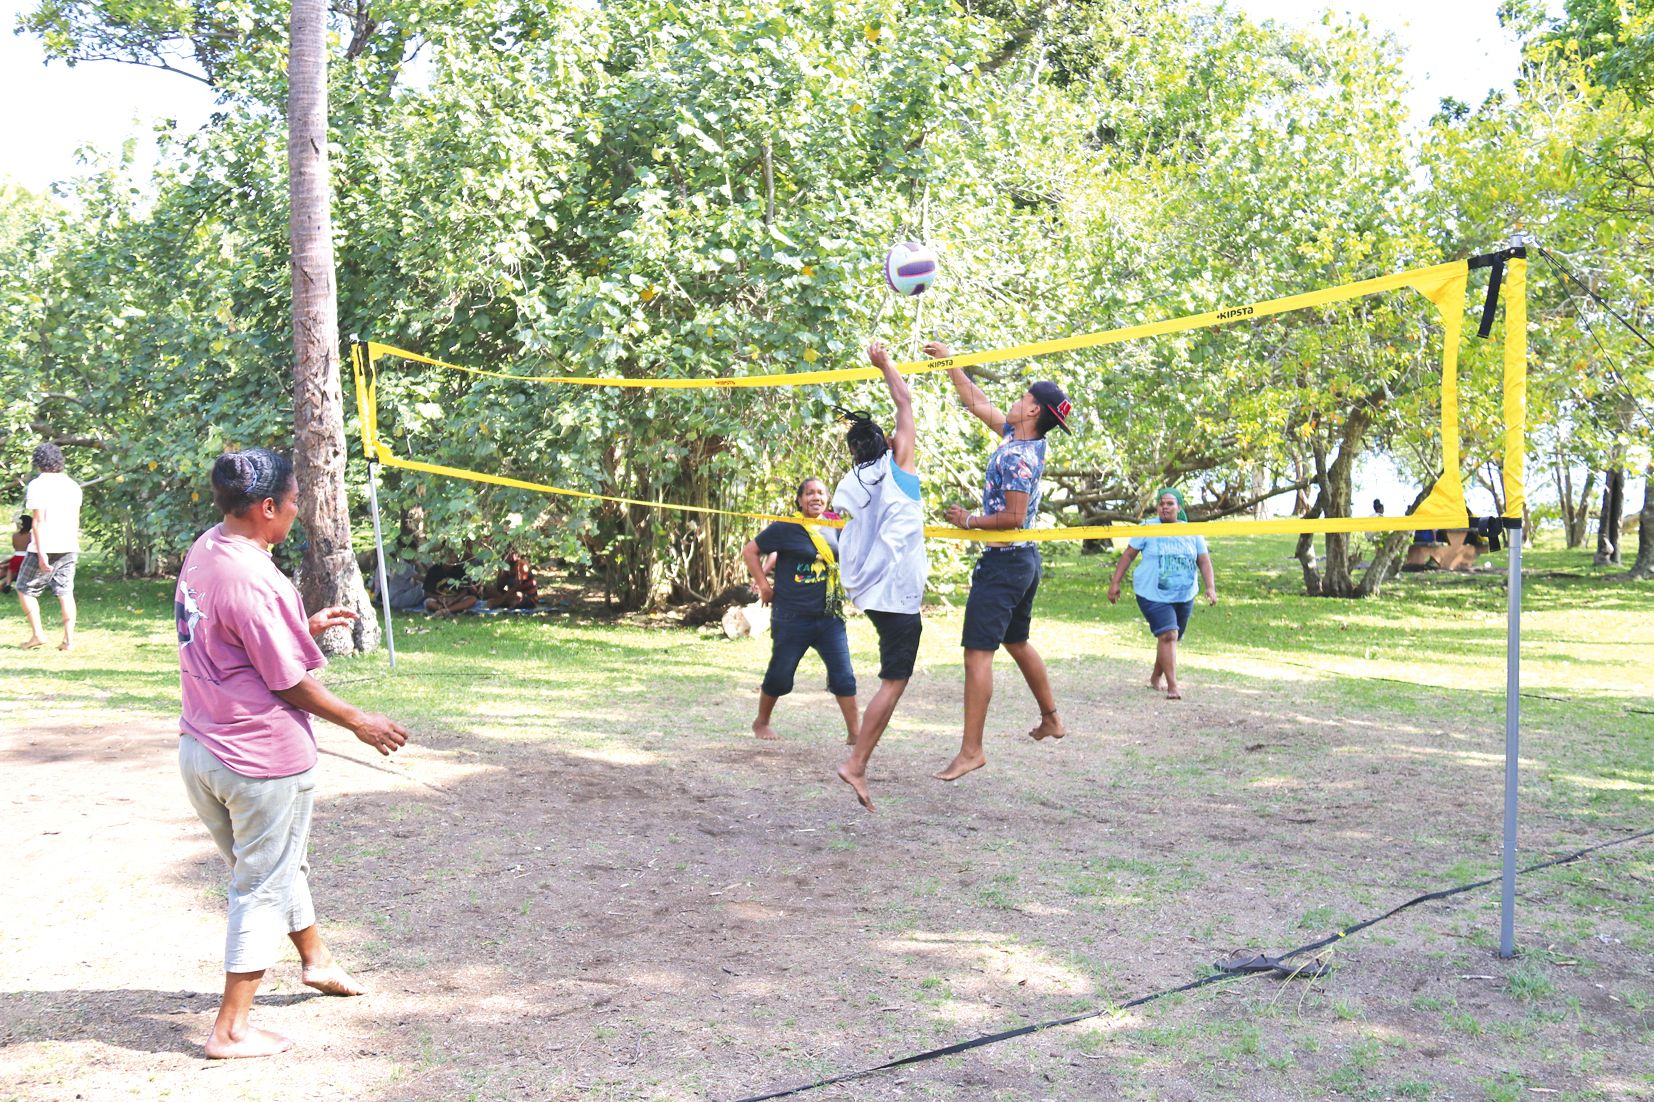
xmin=6 ymin=0 xmax=1649 ymax=601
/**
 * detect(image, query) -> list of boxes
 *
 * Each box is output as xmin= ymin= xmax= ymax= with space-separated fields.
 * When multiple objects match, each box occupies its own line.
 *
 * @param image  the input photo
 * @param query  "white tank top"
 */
xmin=831 ymin=453 xmax=928 ymax=615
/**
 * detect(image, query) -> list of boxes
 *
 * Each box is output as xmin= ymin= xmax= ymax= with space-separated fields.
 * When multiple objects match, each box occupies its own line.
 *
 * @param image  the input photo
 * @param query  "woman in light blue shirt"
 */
xmin=1107 ymin=487 xmax=1217 ymax=700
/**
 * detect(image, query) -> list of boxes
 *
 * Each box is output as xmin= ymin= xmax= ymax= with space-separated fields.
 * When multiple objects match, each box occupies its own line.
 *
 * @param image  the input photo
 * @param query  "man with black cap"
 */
xmin=926 ymin=340 xmax=1072 ymax=781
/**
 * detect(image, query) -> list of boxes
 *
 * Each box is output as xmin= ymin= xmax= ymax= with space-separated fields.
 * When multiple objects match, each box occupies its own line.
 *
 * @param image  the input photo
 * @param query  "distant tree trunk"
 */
xmin=1594 ymin=467 xmax=1625 ymax=566
xmin=1305 ymin=401 xmax=1371 ymax=598
xmin=289 ymin=0 xmax=379 ymax=655
xmin=1631 ymin=467 xmax=1654 ymax=580
xmin=1557 ymin=462 xmax=1596 ymax=550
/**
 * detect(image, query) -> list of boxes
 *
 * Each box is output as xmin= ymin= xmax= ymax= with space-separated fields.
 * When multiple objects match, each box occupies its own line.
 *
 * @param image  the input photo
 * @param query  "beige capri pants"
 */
xmin=179 ymin=734 xmax=318 ymax=973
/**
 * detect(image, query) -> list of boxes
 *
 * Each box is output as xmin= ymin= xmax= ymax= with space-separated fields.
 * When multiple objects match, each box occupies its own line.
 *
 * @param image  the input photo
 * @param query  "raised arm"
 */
xmin=867 ymin=341 xmax=916 ymax=471
xmin=929 ymin=340 xmax=1004 ymax=432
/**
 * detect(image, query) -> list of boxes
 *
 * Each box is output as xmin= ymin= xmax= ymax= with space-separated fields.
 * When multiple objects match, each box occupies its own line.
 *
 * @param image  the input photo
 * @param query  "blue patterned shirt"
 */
xmin=980 ymin=423 xmax=1046 ymax=551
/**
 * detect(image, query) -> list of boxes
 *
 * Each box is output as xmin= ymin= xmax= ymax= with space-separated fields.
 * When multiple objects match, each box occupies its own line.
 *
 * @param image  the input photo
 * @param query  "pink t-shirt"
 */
xmin=176 ymin=525 xmax=325 ymax=778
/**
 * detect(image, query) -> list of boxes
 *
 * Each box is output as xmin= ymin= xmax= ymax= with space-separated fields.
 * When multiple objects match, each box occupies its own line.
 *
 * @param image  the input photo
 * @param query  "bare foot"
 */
xmin=301 ymin=962 xmax=367 ymax=996
xmin=58 ymin=640 xmax=72 ymax=651
xmin=836 ymin=762 xmax=874 ymax=812
xmin=19 ymin=638 xmax=44 ymax=650
xmin=933 ymin=752 xmax=986 ymax=782
xmin=1028 ymin=713 xmax=1067 ymax=741
xmin=1165 ymin=688 xmax=1182 ymax=701
xmin=1146 ymin=678 xmax=1162 ymax=691
xmin=752 ymin=721 xmax=780 ymax=741
xmin=204 ymin=1026 xmax=294 ymax=1059
xmin=845 ymin=733 xmax=857 ymax=746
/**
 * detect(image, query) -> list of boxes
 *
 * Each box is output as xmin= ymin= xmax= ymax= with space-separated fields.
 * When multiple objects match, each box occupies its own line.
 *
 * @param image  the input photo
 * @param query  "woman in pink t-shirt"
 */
xmin=177 ymin=448 xmax=410 ymax=1059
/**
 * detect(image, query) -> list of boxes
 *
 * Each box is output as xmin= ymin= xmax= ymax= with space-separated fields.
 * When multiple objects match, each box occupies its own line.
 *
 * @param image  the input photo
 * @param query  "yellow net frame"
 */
xmin=350 ymin=252 xmax=1528 ymax=542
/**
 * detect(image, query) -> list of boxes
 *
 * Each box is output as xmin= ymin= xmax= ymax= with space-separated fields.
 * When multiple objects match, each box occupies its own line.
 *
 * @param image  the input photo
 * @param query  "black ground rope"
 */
xmin=723 ymin=827 xmax=1653 ymax=1102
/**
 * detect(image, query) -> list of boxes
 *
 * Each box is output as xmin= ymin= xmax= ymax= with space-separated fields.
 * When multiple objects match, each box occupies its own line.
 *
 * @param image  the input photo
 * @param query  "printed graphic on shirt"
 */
xmin=790 ymin=556 xmax=828 ymax=587
xmin=980 ymin=425 xmax=1047 ymax=541
xmin=1156 ymin=552 xmax=1197 ymax=597
xmin=176 ymin=583 xmax=205 ymax=648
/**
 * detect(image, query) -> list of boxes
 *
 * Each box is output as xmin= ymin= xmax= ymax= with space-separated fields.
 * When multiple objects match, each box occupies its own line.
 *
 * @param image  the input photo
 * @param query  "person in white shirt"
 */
xmin=833 ymin=342 xmax=928 ymax=812
xmin=16 ymin=443 xmax=83 ymax=651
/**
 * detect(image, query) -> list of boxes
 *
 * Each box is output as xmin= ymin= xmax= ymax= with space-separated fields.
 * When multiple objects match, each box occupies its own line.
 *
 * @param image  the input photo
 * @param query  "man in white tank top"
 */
xmin=833 ymin=342 xmax=928 ymax=811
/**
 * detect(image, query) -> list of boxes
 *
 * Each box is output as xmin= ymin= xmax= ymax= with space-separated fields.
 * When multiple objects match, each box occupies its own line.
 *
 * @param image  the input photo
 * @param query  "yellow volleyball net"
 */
xmin=350 ymin=247 xmax=1528 ymax=542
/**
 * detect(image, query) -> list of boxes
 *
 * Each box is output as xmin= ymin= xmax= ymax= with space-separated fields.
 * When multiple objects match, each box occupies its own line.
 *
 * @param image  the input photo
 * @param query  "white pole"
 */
xmin=1500 ymin=524 xmax=1522 ymax=957
xmin=366 ymin=460 xmax=397 ymax=671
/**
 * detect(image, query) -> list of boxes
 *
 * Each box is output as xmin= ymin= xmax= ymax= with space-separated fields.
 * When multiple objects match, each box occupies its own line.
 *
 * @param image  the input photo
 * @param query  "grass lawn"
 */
xmin=1 ymin=529 xmax=1649 ymax=1102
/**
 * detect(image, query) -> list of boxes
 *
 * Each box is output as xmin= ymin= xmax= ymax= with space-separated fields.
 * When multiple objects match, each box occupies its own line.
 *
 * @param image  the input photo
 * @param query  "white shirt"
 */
xmin=832 ymin=453 xmax=928 ymax=615
xmin=25 ymin=471 xmax=83 ymax=555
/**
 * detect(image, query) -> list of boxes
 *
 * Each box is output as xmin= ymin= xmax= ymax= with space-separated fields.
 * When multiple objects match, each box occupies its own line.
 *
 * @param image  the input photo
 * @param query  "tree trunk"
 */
xmin=1594 ymin=467 xmax=1625 ymax=566
xmin=1559 ymin=465 xmax=1596 ymax=549
xmin=289 ymin=0 xmax=379 ymax=655
xmin=1631 ymin=466 xmax=1654 ymax=580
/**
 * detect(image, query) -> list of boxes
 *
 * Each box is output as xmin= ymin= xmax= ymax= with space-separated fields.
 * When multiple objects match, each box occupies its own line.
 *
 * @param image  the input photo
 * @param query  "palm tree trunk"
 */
xmin=289 ymin=0 xmax=379 ymax=655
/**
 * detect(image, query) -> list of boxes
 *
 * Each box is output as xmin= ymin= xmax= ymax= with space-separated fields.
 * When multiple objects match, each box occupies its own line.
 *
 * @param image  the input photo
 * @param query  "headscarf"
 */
xmin=1154 ymin=486 xmax=1188 ymax=522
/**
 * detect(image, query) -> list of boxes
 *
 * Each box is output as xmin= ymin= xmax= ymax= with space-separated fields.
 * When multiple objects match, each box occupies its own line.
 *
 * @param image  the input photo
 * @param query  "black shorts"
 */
xmin=864 ymin=609 xmax=923 ymax=681
xmin=961 ymin=546 xmax=1041 ymax=651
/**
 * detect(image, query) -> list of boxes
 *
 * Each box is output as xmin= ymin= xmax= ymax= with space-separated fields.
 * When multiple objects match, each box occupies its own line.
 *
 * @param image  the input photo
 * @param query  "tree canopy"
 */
xmin=5 ymin=0 xmax=1650 ymax=603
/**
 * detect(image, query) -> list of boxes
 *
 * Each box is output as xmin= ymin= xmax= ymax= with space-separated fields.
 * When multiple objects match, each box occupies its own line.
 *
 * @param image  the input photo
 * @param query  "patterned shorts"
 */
xmin=15 ymin=552 xmax=77 ymax=598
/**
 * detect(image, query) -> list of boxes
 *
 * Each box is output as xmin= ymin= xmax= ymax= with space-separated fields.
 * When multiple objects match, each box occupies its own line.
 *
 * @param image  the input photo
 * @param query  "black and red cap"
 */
xmin=1029 ymin=380 xmax=1073 ymax=434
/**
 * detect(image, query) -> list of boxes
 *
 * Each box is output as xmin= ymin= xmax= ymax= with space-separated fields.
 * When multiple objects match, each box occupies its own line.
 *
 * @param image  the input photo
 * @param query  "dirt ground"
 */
xmin=2 ymin=653 xmax=1650 ymax=1102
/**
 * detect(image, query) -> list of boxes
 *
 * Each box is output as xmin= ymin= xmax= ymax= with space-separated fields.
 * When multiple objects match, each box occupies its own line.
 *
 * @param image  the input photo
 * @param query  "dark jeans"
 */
xmin=762 ymin=613 xmax=857 ymax=698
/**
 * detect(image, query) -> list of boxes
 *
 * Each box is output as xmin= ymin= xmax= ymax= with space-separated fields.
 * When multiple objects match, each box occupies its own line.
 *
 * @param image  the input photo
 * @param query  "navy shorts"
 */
xmin=865 ymin=609 xmax=922 ymax=681
xmin=763 ymin=613 xmax=857 ymax=698
xmin=1136 ymin=596 xmax=1193 ymax=639
xmin=961 ymin=546 xmax=1041 ymax=652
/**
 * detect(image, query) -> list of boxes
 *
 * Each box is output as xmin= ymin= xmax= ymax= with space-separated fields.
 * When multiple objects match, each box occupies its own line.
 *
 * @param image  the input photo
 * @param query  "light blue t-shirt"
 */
xmin=1128 ymin=519 xmax=1208 ymax=604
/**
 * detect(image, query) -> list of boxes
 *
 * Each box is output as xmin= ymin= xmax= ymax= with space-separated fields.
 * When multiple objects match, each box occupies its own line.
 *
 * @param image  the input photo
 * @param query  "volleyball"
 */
xmin=884 ymin=241 xmax=938 ymax=296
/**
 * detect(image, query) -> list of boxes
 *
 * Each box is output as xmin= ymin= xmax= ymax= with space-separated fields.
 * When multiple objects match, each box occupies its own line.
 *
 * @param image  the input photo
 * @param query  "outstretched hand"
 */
xmin=922 ymin=341 xmax=953 ymax=360
xmin=867 ymin=341 xmax=894 ymax=370
xmin=944 ymin=504 xmax=970 ymax=528
xmin=353 ymin=712 xmax=409 ymax=756
xmin=308 ymin=606 xmax=359 ymax=637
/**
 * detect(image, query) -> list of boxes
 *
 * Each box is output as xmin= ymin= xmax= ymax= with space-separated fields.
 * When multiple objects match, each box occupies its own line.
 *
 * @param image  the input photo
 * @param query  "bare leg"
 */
xmin=835 ymin=693 xmax=860 ymax=746
xmin=204 ymin=970 xmax=292 ymax=1059
xmin=17 ymin=590 xmax=45 ymax=648
xmin=752 ymin=692 xmax=781 ymax=740
xmin=1148 ymin=648 xmax=1164 ymax=690
xmin=838 ymin=678 xmax=909 ymax=811
xmin=57 ymin=592 xmax=75 ymax=650
xmin=1158 ymin=631 xmax=1181 ymax=699
xmin=937 ymin=649 xmax=994 ymax=780
xmin=291 ymin=924 xmax=366 ymax=996
xmin=1006 ymin=640 xmax=1065 ymax=740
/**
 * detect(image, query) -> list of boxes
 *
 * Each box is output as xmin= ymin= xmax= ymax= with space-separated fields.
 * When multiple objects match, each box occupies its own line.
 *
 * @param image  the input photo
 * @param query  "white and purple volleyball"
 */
xmin=884 ymin=241 xmax=938 ymax=296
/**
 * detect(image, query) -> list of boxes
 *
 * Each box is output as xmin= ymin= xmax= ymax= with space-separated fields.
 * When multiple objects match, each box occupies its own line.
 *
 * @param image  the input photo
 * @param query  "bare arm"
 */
xmin=742 ymin=539 xmax=774 ymax=605
xmin=868 ymin=342 xmax=916 ymax=472
xmin=30 ymin=508 xmax=50 ymax=570
xmin=1107 ymin=546 xmax=1139 ymax=603
xmin=928 ymin=340 xmax=1005 ymax=432
xmin=945 ymin=489 xmax=1031 ymax=532
xmin=1198 ymin=553 xmax=1217 ymax=605
xmin=272 ymin=675 xmax=409 ymax=755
